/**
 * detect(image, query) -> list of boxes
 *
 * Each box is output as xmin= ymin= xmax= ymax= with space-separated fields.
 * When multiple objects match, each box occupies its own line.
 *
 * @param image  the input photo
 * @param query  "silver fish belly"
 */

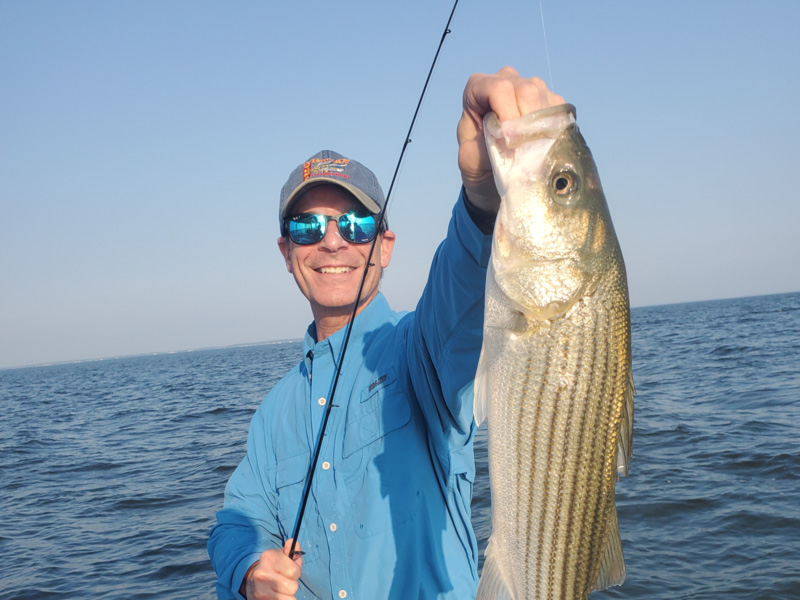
xmin=474 ymin=104 xmax=634 ymax=600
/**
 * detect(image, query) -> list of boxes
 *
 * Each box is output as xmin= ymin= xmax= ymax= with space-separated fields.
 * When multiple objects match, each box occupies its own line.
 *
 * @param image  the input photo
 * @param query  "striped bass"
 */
xmin=474 ymin=104 xmax=634 ymax=600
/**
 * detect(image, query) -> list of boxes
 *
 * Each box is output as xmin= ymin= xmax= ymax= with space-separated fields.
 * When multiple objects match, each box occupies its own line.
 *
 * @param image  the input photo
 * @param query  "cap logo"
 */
xmin=302 ymin=158 xmax=350 ymax=182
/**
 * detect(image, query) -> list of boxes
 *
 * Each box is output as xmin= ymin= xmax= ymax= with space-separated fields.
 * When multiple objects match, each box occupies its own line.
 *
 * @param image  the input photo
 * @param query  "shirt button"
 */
xmin=322 ymin=461 xmax=331 ymax=470
xmin=329 ymin=523 xmax=337 ymax=532
xmin=338 ymin=591 xmax=347 ymax=599
xmin=318 ymin=397 xmax=326 ymax=406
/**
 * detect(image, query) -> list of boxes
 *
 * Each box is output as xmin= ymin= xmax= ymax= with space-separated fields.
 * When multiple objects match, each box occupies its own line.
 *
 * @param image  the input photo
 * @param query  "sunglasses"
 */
xmin=282 ymin=211 xmax=380 ymax=245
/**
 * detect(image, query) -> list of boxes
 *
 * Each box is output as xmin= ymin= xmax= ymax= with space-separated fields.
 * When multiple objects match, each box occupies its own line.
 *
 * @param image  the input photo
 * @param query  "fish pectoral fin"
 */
xmin=486 ymin=307 xmax=529 ymax=335
xmin=475 ymin=539 xmax=515 ymax=600
xmin=473 ymin=344 xmax=490 ymax=426
xmin=592 ymin=501 xmax=626 ymax=591
xmin=503 ymin=310 xmax=529 ymax=334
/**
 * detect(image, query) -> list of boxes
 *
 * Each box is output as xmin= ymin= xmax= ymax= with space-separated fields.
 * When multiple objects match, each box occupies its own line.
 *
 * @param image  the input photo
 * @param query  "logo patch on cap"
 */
xmin=302 ymin=158 xmax=350 ymax=182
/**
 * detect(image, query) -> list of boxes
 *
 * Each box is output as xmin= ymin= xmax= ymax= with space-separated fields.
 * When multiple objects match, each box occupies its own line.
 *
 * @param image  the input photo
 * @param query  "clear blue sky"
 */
xmin=2 ymin=0 xmax=798 ymax=369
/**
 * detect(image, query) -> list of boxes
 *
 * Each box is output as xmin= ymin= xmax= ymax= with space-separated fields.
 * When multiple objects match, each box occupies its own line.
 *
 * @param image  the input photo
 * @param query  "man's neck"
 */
xmin=313 ymin=314 xmax=351 ymax=343
xmin=311 ymin=291 xmax=379 ymax=342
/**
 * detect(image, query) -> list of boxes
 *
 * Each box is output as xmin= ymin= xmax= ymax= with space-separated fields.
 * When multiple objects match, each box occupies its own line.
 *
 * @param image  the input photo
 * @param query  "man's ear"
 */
xmin=277 ymin=236 xmax=293 ymax=273
xmin=379 ymin=230 xmax=396 ymax=269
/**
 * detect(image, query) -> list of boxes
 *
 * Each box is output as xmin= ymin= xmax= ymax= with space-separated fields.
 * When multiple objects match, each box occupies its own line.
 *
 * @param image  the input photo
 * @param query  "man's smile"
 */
xmin=316 ymin=266 xmax=357 ymax=274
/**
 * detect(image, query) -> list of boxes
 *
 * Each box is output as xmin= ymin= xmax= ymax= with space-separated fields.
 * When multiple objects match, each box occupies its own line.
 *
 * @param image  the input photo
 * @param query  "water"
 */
xmin=1 ymin=293 xmax=798 ymax=599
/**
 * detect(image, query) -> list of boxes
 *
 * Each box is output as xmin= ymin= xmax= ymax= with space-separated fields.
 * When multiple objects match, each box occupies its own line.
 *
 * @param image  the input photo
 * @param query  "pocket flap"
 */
xmin=343 ymin=370 xmax=410 ymax=458
xmin=276 ymin=452 xmax=310 ymax=489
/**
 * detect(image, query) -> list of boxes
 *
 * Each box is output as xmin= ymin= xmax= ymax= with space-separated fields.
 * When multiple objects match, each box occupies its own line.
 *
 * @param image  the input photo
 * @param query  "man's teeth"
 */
xmin=318 ymin=266 xmax=355 ymax=274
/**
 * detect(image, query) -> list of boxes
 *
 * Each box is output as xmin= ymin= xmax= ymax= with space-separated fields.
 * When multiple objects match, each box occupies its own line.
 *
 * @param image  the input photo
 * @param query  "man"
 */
xmin=208 ymin=67 xmax=564 ymax=600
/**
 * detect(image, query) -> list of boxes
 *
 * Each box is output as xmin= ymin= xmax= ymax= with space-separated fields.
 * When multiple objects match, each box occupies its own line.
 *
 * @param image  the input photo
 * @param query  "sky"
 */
xmin=1 ymin=0 xmax=798 ymax=370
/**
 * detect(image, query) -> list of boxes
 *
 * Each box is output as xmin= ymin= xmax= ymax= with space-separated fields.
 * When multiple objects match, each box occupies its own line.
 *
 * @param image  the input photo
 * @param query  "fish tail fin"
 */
xmin=592 ymin=500 xmax=626 ymax=591
xmin=473 ymin=343 xmax=489 ymax=426
xmin=476 ymin=539 xmax=515 ymax=600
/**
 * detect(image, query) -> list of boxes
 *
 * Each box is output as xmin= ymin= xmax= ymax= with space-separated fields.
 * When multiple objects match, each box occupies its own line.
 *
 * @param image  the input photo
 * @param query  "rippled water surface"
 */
xmin=2 ymin=293 xmax=798 ymax=599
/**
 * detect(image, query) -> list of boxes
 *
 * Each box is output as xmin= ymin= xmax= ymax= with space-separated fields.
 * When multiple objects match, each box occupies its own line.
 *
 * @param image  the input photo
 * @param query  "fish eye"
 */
xmin=551 ymin=170 xmax=580 ymax=205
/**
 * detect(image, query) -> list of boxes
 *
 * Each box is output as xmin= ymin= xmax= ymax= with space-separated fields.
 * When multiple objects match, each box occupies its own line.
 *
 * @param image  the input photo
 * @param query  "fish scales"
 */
xmin=474 ymin=104 xmax=633 ymax=600
xmin=489 ymin=281 xmax=627 ymax=598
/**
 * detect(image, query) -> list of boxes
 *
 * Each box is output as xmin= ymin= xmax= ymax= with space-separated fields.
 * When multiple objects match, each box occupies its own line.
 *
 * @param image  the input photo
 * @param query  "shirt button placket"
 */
xmin=313 ymin=371 xmax=349 ymax=599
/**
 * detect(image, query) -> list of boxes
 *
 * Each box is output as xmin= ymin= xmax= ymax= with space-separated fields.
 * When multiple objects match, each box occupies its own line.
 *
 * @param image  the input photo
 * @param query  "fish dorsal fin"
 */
xmin=592 ymin=499 xmax=626 ymax=591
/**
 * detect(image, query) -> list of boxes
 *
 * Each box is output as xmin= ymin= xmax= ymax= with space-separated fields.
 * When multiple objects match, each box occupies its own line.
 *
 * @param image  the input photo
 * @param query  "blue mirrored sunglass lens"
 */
xmin=288 ymin=215 xmax=326 ymax=244
xmin=338 ymin=214 xmax=376 ymax=243
xmin=287 ymin=213 xmax=378 ymax=245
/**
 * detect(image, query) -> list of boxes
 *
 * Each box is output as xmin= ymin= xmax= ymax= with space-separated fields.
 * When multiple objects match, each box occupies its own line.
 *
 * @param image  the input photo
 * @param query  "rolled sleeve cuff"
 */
xmin=454 ymin=187 xmax=493 ymax=268
xmin=231 ymin=554 xmax=261 ymax=600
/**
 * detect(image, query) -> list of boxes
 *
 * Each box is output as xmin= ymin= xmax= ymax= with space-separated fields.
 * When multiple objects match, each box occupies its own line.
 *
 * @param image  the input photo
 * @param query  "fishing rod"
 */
xmin=288 ymin=0 xmax=460 ymax=559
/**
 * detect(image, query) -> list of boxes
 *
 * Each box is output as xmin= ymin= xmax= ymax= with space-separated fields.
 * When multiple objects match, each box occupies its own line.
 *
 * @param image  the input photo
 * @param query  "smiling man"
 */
xmin=208 ymin=67 xmax=564 ymax=600
xmin=276 ymin=169 xmax=396 ymax=342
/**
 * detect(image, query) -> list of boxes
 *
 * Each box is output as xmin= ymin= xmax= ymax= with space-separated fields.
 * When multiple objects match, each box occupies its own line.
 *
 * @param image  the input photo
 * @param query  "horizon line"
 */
xmin=2 ymin=289 xmax=798 ymax=372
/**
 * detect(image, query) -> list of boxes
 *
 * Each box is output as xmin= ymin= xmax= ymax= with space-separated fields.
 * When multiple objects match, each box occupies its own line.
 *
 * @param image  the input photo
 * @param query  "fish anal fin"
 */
xmin=476 ymin=539 xmax=515 ymax=600
xmin=616 ymin=369 xmax=635 ymax=477
xmin=592 ymin=501 xmax=626 ymax=591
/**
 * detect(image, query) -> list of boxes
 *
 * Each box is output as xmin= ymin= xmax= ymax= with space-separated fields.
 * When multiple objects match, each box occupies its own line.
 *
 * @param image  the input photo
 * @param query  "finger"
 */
xmin=484 ymin=67 xmax=526 ymax=123
xmin=514 ymin=76 xmax=564 ymax=115
xmin=251 ymin=568 xmax=300 ymax=600
xmin=276 ymin=556 xmax=302 ymax=580
xmin=257 ymin=547 xmax=301 ymax=580
xmin=464 ymin=68 xmax=565 ymax=125
xmin=462 ymin=70 xmax=522 ymax=125
xmin=283 ymin=538 xmax=296 ymax=556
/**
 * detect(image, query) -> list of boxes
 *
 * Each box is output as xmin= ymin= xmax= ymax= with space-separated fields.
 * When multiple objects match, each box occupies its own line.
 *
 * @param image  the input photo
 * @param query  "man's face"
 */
xmin=278 ymin=184 xmax=395 ymax=330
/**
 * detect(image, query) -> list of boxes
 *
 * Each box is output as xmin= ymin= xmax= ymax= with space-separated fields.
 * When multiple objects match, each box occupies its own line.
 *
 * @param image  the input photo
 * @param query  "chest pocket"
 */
xmin=342 ymin=368 xmax=414 ymax=538
xmin=342 ymin=369 xmax=410 ymax=459
xmin=275 ymin=452 xmax=320 ymax=564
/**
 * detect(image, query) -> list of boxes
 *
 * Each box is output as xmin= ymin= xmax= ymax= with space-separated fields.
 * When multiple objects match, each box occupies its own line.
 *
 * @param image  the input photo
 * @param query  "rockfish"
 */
xmin=474 ymin=104 xmax=634 ymax=600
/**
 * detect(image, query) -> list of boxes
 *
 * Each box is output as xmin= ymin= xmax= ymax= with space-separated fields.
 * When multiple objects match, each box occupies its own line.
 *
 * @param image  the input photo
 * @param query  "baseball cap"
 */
xmin=279 ymin=150 xmax=387 ymax=227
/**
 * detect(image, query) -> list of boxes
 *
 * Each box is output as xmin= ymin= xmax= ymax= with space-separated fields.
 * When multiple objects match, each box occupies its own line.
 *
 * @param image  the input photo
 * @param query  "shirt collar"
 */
xmin=302 ymin=292 xmax=392 ymax=372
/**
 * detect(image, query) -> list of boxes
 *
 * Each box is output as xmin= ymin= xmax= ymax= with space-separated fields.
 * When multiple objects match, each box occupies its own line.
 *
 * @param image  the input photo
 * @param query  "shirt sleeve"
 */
xmin=407 ymin=188 xmax=492 ymax=449
xmin=207 ymin=406 xmax=284 ymax=599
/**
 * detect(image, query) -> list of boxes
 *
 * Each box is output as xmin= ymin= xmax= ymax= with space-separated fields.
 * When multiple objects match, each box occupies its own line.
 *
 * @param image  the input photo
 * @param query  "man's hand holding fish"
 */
xmin=457 ymin=66 xmax=566 ymax=216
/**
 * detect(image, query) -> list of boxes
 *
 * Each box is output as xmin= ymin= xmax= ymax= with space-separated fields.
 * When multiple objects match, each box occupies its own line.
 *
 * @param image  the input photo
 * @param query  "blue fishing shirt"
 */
xmin=208 ymin=192 xmax=492 ymax=599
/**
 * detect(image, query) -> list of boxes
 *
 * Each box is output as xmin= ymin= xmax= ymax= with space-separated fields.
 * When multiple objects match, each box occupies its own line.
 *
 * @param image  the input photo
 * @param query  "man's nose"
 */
xmin=318 ymin=218 xmax=347 ymax=249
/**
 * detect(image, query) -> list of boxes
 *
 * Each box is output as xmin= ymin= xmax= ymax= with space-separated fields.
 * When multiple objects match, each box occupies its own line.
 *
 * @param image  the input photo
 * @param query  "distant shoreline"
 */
xmin=0 ymin=339 xmax=304 ymax=372
xmin=3 ymin=290 xmax=799 ymax=372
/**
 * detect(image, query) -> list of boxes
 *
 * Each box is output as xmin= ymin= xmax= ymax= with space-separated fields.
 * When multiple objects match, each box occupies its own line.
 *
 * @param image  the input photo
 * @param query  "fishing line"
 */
xmin=288 ymin=0 xmax=460 ymax=559
xmin=539 ymin=0 xmax=554 ymax=91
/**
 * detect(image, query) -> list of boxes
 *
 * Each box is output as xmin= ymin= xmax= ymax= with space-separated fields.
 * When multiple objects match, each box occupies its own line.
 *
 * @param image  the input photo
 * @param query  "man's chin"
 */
xmin=312 ymin=290 xmax=378 ymax=316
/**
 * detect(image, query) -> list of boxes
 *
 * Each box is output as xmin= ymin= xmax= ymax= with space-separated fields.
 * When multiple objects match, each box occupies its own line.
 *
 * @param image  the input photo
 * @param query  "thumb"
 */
xmin=284 ymin=538 xmax=304 ymax=566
